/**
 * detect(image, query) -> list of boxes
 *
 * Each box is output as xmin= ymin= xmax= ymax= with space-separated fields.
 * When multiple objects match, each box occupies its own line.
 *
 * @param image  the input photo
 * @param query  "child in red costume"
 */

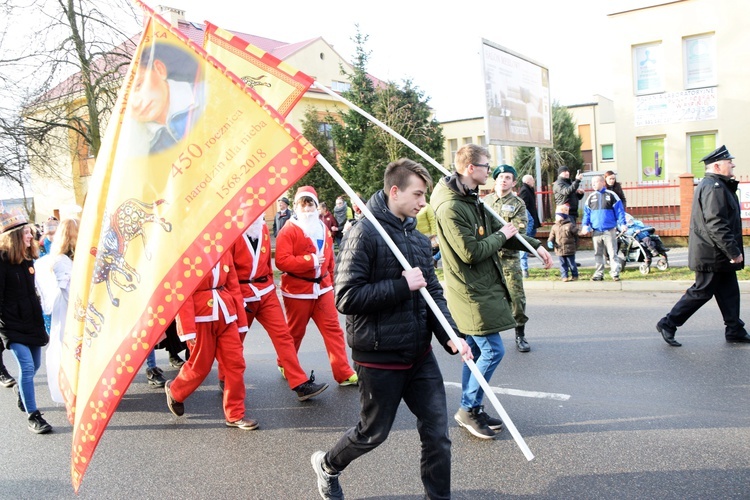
xmin=165 ymin=252 xmax=258 ymax=430
xmin=275 ymin=186 xmax=357 ymax=386
xmin=225 ymin=215 xmax=328 ymax=401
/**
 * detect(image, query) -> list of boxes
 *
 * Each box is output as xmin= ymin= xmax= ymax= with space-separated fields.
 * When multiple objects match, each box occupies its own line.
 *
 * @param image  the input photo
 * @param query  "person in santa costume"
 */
xmin=165 ymin=252 xmax=258 ymax=430
xmin=275 ymin=186 xmax=358 ymax=386
xmin=224 ymin=215 xmax=328 ymax=401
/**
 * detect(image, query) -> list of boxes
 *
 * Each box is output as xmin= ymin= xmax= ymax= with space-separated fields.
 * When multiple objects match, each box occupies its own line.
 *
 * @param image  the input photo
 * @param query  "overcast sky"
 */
xmin=167 ymin=0 xmax=615 ymax=120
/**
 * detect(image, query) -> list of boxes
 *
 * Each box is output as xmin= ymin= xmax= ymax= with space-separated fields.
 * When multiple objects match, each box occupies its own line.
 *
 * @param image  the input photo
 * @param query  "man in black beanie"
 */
xmin=553 ymin=166 xmax=584 ymax=225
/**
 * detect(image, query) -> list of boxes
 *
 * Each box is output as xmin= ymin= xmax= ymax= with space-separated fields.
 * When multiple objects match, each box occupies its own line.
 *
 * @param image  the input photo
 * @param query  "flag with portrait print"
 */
xmin=59 ymin=2 xmax=317 ymax=492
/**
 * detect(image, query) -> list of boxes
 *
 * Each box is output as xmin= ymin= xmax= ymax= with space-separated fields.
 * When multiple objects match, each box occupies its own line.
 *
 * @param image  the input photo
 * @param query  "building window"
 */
xmin=601 ymin=144 xmax=614 ymax=161
xmin=330 ymin=80 xmax=350 ymax=92
xmin=688 ymin=132 xmax=716 ymax=178
xmin=633 ymin=42 xmax=663 ymax=95
xmin=462 ymin=136 xmax=472 ymax=146
xmin=478 ymin=135 xmax=487 ymax=147
xmin=638 ymin=137 xmax=666 ymax=182
xmin=684 ymin=33 xmax=716 ymax=89
xmin=449 ymin=139 xmax=458 ymax=168
xmin=318 ymin=122 xmax=336 ymax=156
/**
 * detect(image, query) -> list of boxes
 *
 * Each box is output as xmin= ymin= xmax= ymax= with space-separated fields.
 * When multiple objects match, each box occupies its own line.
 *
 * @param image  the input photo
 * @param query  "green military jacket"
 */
xmin=484 ymin=191 xmax=528 ymax=259
xmin=431 ymin=174 xmax=539 ymax=335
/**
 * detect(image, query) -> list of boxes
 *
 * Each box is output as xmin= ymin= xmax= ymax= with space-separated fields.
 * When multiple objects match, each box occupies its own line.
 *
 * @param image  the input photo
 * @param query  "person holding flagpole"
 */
xmin=275 ymin=186 xmax=357 ymax=387
xmin=165 ymin=252 xmax=258 ymax=430
xmin=431 ymin=144 xmax=551 ymax=440
xmin=311 ymin=159 xmax=471 ymax=500
xmin=226 ymin=215 xmax=328 ymax=401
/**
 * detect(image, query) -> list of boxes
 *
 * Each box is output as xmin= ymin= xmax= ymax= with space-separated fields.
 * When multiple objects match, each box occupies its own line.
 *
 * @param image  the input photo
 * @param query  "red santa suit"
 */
xmin=275 ymin=202 xmax=355 ymax=384
xmin=226 ymin=221 xmax=309 ymax=390
xmin=171 ymin=252 xmax=249 ymax=422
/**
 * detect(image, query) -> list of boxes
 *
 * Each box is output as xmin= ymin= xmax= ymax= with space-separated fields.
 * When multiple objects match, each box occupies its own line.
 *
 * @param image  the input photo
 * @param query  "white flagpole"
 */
xmin=312 ymin=81 xmax=541 ymax=260
xmin=316 ymin=153 xmax=534 ymax=461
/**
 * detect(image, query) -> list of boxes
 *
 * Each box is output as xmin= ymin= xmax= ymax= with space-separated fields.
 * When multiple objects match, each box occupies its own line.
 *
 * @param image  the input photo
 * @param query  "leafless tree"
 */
xmin=0 ymin=0 xmax=140 ymax=207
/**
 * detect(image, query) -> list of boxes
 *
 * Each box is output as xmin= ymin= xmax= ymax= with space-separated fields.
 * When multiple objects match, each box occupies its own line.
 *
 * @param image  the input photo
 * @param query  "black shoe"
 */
xmin=515 ymin=336 xmax=530 ymax=353
xmin=165 ymin=380 xmax=184 ymax=417
xmin=294 ymin=372 xmax=329 ymax=402
xmin=591 ymin=276 xmax=603 ymax=281
xmin=14 ymin=385 xmax=25 ymax=412
xmin=656 ymin=321 xmax=681 ymax=347
xmin=475 ymin=405 xmax=504 ymax=431
xmin=147 ymin=367 xmax=166 ymax=387
xmin=454 ymin=407 xmax=495 ymax=439
xmin=27 ymin=410 xmax=52 ymax=434
xmin=169 ymin=355 xmax=185 ymax=368
xmin=725 ymin=332 xmax=750 ymax=343
xmin=0 ymin=368 xmax=16 ymax=388
xmin=311 ymin=451 xmax=344 ymax=500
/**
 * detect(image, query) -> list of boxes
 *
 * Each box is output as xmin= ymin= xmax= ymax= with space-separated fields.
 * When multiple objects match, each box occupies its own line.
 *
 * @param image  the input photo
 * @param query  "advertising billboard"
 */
xmin=481 ymin=39 xmax=552 ymax=147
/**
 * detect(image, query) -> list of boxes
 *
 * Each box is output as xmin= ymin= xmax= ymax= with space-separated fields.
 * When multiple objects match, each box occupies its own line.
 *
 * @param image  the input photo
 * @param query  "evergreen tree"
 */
xmin=330 ymin=27 xmax=444 ymax=200
xmin=291 ymin=107 xmax=341 ymax=207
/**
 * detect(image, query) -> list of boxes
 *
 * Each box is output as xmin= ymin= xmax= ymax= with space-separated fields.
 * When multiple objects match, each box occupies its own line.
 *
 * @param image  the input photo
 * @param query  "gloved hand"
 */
xmin=547 ymin=241 xmax=554 ymax=250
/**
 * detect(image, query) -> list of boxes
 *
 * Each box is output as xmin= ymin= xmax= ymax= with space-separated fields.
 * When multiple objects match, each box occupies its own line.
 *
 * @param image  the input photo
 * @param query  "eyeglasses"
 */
xmin=472 ymin=163 xmax=491 ymax=170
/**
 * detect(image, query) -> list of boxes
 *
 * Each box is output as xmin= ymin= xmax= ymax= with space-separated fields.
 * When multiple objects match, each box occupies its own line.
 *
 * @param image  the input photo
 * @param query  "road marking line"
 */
xmin=444 ymin=381 xmax=571 ymax=401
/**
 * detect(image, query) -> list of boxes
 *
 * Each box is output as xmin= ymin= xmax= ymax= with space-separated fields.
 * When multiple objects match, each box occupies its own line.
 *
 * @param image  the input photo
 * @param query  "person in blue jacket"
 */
xmin=580 ymin=175 xmax=627 ymax=281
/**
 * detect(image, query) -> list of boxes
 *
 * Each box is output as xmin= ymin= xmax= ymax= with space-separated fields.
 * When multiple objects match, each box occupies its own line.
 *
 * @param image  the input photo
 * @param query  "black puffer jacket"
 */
xmin=688 ymin=173 xmax=744 ymax=272
xmin=334 ymin=190 xmax=459 ymax=364
xmin=0 ymin=254 xmax=48 ymax=348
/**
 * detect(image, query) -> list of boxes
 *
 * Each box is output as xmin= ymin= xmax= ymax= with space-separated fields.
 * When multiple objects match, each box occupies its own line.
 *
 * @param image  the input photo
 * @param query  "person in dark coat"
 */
xmin=272 ymin=197 xmax=292 ymax=237
xmin=311 ymin=158 xmax=470 ymax=500
xmin=0 ymin=209 xmax=52 ymax=433
xmin=604 ymin=170 xmax=627 ymax=211
xmin=518 ymin=174 xmax=541 ymax=278
xmin=553 ymin=166 xmax=584 ymax=224
xmin=657 ymin=145 xmax=750 ymax=346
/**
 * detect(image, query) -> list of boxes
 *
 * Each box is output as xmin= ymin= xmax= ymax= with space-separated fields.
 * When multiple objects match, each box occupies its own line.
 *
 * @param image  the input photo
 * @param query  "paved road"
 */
xmin=1 ymin=289 xmax=749 ymax=499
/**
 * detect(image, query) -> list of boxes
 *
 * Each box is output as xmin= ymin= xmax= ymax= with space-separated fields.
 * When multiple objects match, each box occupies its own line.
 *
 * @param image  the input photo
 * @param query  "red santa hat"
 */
xmin=294 ymin=186 xmax=319 ymax=206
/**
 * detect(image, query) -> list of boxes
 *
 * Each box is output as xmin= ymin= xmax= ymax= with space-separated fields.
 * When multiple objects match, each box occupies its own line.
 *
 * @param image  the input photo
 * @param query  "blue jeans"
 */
xmin=559 ymin=255 xmax=578 ymax=278
xmin=146 ymin=349 xmax=157 ymax=370
xmin=9 ymin=343 xmax=42 ymax=413
xmin=520 ymin=210 xmax=537 ymax=272
xmin=460 ymin=333 xmax=505 ymax=410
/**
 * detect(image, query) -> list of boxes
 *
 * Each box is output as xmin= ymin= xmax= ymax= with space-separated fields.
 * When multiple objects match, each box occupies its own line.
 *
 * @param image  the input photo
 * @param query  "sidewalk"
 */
xmin=521 ymin=246 xmax=750 ymax=293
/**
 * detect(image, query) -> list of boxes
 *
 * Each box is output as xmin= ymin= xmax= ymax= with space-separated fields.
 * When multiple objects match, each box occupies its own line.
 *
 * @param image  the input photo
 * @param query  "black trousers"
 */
xmin=664 ymin=270 xmax=746 ymax=337
xmin=326 ymin=351 xmax=452 ymax=500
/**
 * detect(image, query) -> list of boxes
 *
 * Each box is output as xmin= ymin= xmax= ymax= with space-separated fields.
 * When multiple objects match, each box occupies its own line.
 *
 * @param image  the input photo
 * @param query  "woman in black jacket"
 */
xmin=604 ymin=170 xmax=627 ymax=211
xmin=0 ymin=210 xmax=52 ymax=434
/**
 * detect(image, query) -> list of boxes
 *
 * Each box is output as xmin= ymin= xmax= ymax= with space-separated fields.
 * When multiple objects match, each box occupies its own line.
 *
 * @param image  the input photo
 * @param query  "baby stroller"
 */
xmin=617 ymin=214 xmax=670 ymax=274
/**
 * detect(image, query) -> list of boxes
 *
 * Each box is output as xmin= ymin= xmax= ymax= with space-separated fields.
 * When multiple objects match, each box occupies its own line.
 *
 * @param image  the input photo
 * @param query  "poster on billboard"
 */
xmin=481 ymin=39 xmax=552 ymax=147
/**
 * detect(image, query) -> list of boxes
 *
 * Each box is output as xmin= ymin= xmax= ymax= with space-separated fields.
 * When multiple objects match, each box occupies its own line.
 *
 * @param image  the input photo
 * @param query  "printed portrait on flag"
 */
xmin=126 ymin=41 xmax=206 ymax=155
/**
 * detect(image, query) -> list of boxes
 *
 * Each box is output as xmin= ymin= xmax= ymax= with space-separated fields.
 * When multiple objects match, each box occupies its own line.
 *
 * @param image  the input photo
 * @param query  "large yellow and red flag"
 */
xmin=59 ymin=3 xmax=317 ymax=492
xmin=203 ymin=21 xmax=313 ymax=118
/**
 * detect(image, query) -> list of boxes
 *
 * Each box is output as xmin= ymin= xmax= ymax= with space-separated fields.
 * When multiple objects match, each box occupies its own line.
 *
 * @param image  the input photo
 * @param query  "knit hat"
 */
xmin=0 ymin=207 xmax=29 ymax=234
xmin=558 ymin=165 xmax=570 ymax=175
xmin=279 ymin=197 xmax=290 ymax=206
xmin=492 ymin=164 xmax=517 ymax=180
xmin=294 ymin=186 xmax=319 ymax=206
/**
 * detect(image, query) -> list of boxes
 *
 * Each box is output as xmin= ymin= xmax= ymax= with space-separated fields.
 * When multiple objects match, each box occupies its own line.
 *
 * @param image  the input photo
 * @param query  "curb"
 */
xmin=522 ymin=280 xmax=750 ymax=293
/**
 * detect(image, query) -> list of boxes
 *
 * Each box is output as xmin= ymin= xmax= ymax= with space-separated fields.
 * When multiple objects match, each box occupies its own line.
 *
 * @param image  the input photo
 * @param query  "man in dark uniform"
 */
xmin=657 ymin=145 xmax=750 ymax=346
